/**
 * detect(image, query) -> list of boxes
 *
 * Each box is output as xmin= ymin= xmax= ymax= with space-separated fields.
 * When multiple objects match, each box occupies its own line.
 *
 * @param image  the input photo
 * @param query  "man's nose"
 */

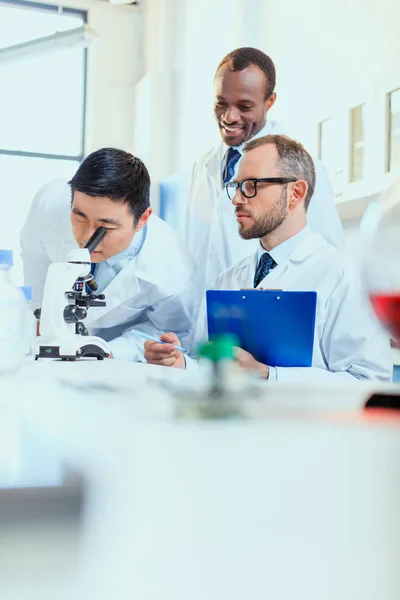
xmin=232 ymin=188 xmax=245 ymax=206
xmin=223 ymin=106 xmax=240 ymax=123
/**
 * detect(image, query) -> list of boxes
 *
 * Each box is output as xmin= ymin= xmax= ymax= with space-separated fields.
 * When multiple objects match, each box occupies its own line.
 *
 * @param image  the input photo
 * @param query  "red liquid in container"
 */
xmin=370 ymin=293 xmax=400 ymax=340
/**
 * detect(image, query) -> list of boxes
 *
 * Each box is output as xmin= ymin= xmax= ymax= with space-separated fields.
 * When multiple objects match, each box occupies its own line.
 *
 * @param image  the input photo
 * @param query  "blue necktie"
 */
xmin=223 ymin=148 xmax=241 ymax=184
xmin=254 ymin=253 xmax=277 ymax=288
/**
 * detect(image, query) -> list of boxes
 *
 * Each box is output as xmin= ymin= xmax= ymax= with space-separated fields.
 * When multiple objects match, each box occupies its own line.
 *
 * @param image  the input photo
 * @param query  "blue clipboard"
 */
xmin=206 ymin=290 xmax=317 ymax=367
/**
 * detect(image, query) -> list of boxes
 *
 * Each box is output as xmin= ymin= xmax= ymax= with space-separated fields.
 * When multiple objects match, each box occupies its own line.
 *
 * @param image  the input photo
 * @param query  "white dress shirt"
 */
xmin=255 ymin=226 xmax=311 ymax=380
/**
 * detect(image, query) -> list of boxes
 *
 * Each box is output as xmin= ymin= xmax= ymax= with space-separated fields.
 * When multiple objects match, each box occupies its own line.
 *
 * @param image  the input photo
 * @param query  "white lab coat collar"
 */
xmin=204 ymin=144 xmax=225 ymax=187
xmin=238 ymin=231 xmax=327 ymax=288
xmin=257 ymin=225 xmax=311 ymax=266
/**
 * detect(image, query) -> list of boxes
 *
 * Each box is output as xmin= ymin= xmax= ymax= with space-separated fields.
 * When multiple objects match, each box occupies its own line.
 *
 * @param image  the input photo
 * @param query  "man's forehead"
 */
xmin=215 ymin=64 xmax=267 ymax=93
xmin=72 ymin=192 xmax=130 ymax=218
xmin=239 ymin=145 xmax=278 ymax=172
xmin=73 ymin=191 xmax=122 ymax=207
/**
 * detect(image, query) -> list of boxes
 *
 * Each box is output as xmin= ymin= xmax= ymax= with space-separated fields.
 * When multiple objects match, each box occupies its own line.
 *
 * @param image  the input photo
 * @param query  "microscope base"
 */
xmin=36 ymin=335 xmax=110 ymax=361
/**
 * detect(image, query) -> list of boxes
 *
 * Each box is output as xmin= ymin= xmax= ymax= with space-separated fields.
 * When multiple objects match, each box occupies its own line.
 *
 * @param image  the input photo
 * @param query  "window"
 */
xmin=318 ymin=117 xmax=347 ymax=199
xmin=386 ymin=88 xmax=400 ymax=174
xmin=349 ymin=104 xmax=365 ymax=183
xmin=318 ymin=118 xmax=335 ymax=176
xmin=0 ymin=1 xmax=87 ymax=283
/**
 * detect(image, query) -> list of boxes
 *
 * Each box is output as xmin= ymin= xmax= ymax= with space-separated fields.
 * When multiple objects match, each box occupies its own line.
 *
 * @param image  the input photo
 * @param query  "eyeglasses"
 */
xmin=225 ymin=177 xmax=297 ymax=200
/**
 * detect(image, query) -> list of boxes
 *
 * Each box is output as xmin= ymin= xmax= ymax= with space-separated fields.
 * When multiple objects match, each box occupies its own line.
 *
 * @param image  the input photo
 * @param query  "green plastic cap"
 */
xmin=197 ymin=341 xmax=215 ymax=360
xmin=198 ymin=334 xmax=239 ymax=362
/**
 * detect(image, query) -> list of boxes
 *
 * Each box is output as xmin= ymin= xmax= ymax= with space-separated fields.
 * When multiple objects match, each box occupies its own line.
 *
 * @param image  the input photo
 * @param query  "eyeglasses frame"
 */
xmin=225 ymin=177 xmax=298 ymax=200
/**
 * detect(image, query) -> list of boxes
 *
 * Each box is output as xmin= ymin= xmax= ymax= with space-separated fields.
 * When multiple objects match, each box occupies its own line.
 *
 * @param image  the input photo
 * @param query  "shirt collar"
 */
xmin=105 ymin=224 xmax=147 ymax=269
xmin=222 ymin=120 xmax=276 ymax=158
xmin=257 ymin=225 xmax=311 ymax=266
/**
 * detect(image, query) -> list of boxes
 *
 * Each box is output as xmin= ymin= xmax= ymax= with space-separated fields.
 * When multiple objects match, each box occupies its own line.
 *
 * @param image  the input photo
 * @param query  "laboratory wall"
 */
xmin=133 ymin=0 xmax=400 ymax=244
xmin=84 ymin=0 xmax=144 ymax=153
xmin=2 ymin=0 xmax=400 ymax=280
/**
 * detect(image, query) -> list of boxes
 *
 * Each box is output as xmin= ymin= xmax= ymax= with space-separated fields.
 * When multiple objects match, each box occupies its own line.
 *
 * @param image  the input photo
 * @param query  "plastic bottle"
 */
xmin=176 ymin=334 xmax=262 ymax=420
xmin=198 ymin=335 xmax=244 ymax=396
xmin=20 ymin=285 xmax=36 ymax=362
xmin=0 ymin=250 xmax=27 ymax=374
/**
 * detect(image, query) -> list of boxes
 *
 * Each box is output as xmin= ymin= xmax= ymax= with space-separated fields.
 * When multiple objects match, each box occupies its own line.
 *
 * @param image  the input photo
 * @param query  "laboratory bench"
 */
xmin=0 ymin=359 xmax=399 ymax=600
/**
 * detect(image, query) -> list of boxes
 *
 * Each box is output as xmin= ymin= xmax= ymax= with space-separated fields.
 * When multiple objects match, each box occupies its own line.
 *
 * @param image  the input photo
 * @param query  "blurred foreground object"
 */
xmin=0 ymin=250 xmax=26 ymax=374
xmin=362 ymin=179 xmax=400 ymax=341
xmin=2 ymin=365 xmax=400 ymax=599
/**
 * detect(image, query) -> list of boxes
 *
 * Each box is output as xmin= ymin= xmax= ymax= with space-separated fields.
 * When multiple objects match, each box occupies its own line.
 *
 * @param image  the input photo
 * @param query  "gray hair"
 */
xmin=243 ymin=134 xmax=316 ymax=209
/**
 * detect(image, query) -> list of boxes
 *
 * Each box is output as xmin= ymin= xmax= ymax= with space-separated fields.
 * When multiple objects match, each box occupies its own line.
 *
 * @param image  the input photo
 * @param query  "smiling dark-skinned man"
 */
xmin=185 ymin=47 xmax=344 ymax=312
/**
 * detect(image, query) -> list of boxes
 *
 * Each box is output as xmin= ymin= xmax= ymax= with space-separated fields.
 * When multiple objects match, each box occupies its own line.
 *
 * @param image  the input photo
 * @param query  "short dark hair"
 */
xmin=216 ymin=47 xmax=276 ymax=100
xmin=244 ymin=135 xmax=316 ymax=209
xmin=69 ymin=148 xmax=150 ymax=222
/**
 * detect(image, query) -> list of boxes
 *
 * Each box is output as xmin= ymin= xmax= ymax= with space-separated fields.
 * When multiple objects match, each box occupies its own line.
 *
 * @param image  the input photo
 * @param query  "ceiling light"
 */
xmin=0 ymin=24 xmax=98 ymax=66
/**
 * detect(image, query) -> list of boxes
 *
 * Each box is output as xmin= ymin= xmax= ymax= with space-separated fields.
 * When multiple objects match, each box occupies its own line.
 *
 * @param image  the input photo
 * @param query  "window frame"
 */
xmin=318 ymin=117 xmax=333 ymax=163
xmin=386 ymin=87 xmax=400 ymax=174
xmin=0 ymin=0 xmax=88 ymax=163
xmin=349 ymin=103 xmax=366 ymax=183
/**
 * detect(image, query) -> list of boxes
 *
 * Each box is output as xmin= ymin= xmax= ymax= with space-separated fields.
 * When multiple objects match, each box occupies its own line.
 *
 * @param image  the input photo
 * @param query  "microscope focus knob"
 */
xmin=64 ymin=305 xmax=88 ymax=324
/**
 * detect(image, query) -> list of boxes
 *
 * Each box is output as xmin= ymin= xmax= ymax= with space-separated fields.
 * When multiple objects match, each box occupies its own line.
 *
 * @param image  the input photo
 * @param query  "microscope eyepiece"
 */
xmin=83 ymin=226 xmax=107 ymax=253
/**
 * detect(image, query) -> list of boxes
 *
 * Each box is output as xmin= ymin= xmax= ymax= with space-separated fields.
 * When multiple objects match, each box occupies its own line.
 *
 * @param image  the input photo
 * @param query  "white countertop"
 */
xmin=1 ymin=359 xmax=400 ymax=599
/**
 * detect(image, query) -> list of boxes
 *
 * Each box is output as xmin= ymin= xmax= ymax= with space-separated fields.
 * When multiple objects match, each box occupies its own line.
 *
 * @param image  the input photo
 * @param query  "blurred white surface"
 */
xmin=0 ymin=361 xmax=399 ymax=599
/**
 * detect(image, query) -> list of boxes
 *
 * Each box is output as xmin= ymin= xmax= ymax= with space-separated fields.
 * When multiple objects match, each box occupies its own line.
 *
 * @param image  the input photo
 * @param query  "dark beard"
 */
xmin=238 ymin=187 xmax=288 ymax=240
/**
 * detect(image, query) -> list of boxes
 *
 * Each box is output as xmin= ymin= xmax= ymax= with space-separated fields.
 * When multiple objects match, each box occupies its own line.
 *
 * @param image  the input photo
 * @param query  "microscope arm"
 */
xmin=39 ymin=248 xmax=91 ymax=338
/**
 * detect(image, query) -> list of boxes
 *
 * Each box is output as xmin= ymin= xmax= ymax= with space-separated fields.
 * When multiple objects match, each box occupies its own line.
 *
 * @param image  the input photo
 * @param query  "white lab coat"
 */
xmin=20 ymin=179 xmax=196 ymax=361
xmin=191 ymin=232 xmax=392 ymax=382
xmin=185 ymin=121 xmax=345 ymax=307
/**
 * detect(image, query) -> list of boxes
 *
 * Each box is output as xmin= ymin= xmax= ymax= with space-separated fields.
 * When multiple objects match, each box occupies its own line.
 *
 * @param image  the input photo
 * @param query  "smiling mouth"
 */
xmin=221 ymin=123 xmax=244 ymax=135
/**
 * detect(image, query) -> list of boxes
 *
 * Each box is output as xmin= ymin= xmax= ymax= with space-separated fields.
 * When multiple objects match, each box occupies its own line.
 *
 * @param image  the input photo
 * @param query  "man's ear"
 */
xmin=288 ymin=180 xmax=308 ymax=209
xmin=135 ymin=207 xmax=152 ymax=231
xmin=265 ymin=92 xmax=276 ymax=112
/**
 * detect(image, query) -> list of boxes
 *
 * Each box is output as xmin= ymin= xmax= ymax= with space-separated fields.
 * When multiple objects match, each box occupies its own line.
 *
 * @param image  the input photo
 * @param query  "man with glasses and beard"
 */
xmin=185 ymin=47 xmax=344 ymax=313
xmin=145 ymin=135 xmax=391 ymax=383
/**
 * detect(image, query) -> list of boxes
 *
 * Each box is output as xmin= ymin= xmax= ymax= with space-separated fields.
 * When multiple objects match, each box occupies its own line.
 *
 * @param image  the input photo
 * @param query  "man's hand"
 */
xmin=234 ymin=347 xmax=269 ymax=379
xmin=144 ymin=332 xmax=185 ymax=369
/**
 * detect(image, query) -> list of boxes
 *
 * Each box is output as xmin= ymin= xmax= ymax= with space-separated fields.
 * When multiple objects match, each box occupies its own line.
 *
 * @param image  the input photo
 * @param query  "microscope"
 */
xmin=35 ymin=227 xmax=111 ymax=361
